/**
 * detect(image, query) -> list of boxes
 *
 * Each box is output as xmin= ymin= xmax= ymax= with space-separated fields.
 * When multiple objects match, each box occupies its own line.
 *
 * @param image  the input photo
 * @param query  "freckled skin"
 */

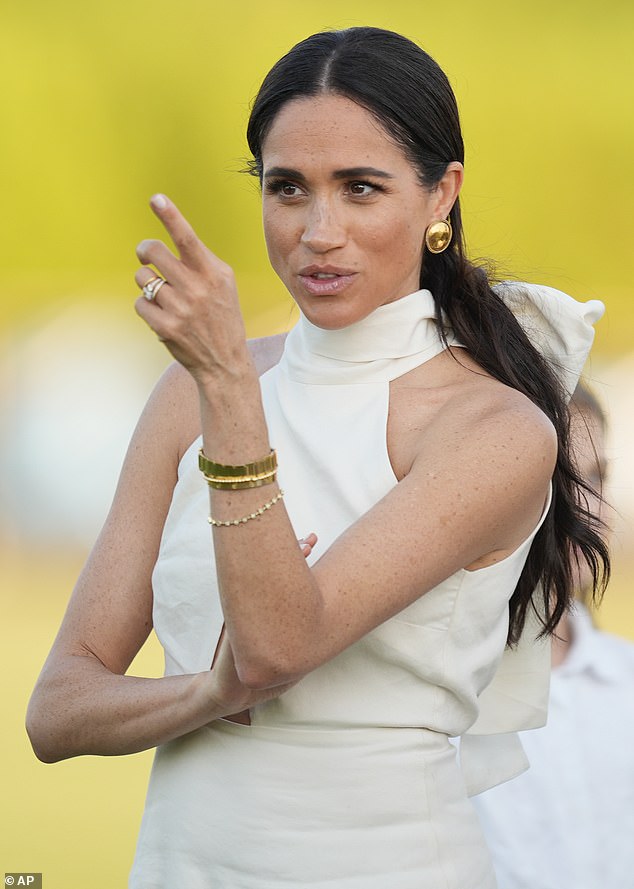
xmin=260 ymin=94 xmax=462 ymax=330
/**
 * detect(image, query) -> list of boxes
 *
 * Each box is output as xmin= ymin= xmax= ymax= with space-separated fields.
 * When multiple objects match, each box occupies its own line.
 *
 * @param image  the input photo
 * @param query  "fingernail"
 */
xmin=150 ymin=193 xmax=168 ymax=210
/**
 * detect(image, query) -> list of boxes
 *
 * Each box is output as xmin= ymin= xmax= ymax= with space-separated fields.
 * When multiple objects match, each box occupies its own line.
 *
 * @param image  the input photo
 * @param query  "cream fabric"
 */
xmin=130 ymin=285 xmax=602 ymax=887
xmin=495 ymin=282 xmax=604 ymax=399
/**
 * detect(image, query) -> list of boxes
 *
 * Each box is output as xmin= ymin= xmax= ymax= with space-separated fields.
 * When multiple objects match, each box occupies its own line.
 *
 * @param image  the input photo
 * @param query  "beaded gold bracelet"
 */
xmin=208 ymin=490 xmax=285 ymax=527
xmin=198 ymin=448 xmax=277 ymax=490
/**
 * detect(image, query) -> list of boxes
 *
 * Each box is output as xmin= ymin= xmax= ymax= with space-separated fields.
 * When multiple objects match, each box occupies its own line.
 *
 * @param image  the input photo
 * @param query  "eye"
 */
xmin=347 ymin=180 xmax=384 ymax=196
xmin=264 ymin=179 xmax=305 ymax=198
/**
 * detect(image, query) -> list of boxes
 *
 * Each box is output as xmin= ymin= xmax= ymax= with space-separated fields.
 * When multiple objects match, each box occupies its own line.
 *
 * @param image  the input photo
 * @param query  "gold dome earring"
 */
xmin=424 ymin=218 xmax=453 ymax=254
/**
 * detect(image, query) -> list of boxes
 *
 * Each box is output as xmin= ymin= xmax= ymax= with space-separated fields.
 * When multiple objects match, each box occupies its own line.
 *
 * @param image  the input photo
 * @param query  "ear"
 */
xmin=432 ymin=162 xmax=464 ymax=219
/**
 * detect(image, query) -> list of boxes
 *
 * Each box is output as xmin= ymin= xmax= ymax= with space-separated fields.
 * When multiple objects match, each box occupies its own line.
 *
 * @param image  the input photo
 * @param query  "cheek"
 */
xmin=366 ymin=217 xmax=424 ymax=267
xmin=402 ymin=222 xmax=425 ymax=252
xmin=367 ymin=211 xmax=423 ymax=245
xmin=263 ymin=210 xmax=296 ymax=264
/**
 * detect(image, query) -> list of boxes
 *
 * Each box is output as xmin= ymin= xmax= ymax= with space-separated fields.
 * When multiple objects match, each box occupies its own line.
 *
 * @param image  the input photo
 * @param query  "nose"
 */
xmin=300 ymin=199 xmax=347 ymax=253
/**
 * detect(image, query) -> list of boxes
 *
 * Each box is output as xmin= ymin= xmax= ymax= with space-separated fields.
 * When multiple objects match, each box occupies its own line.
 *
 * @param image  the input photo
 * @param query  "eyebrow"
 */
xmin=263 ymin=166 xmax=395 ymax=182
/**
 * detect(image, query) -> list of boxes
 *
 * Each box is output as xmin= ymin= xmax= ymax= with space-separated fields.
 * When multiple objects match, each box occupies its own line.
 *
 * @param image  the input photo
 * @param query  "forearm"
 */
xmin=133 ymin=197 xmax=327 ymax=685
xmin=198 ymin=371 xmax=325 ymax=686
xmin=26 ymin=656 xmax=219 ymax=762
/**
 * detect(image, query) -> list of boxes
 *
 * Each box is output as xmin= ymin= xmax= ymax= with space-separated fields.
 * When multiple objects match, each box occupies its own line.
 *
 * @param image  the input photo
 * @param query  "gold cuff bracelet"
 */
xmin=198 ymin=448 xmax=278 ymax=490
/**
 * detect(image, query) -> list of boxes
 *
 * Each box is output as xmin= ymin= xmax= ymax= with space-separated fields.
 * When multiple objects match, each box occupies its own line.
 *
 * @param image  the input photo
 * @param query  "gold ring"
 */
xmin=142 ymin=276 xmax=167 ymax=301
xmin=151 ymin=278 xmax=167 ymax=298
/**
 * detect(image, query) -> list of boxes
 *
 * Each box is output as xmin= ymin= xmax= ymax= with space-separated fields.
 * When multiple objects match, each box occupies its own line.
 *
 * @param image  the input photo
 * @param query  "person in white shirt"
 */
xmin=473 ymin=383 xmax=634 ymax=889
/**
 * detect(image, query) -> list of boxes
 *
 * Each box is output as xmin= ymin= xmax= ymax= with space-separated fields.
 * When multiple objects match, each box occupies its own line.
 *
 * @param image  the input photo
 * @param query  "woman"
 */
xmin=27 ymin=27 xmax=608 ymax=888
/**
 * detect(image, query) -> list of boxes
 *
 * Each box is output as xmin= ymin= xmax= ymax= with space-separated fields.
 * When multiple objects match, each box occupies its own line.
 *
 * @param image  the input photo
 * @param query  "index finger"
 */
xmin=149 ymin=193 xmax=210 ymax=269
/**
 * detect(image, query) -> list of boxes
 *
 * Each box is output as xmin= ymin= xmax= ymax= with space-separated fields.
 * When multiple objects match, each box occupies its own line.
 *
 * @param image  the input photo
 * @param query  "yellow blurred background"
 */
xmin=2 ymin=1 xmax=633 ymax=885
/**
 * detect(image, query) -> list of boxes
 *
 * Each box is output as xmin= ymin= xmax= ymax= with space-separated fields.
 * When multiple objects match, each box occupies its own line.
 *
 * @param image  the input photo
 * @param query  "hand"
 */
xmin=298 ymin=532 xmax=318 ymax=558
xmin=134 ymin=194 xmax=251 ymax=387
xmin=208 ymin=626 xmax=298 ymax=723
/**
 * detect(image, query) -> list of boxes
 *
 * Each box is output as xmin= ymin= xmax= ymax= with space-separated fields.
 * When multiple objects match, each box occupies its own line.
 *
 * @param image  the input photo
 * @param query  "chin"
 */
xmin=301 ymin=306 xmax=370 ymax=331
xmin=294 ymin=294 xmax=377 ymax=331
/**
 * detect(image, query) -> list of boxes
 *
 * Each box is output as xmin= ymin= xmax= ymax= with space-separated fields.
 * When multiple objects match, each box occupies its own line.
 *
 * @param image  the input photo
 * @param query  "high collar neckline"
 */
xmin=299 ymin=289 xmax=439 ymax=361
xmin=279 ymin=289 xmax=453 ymax=385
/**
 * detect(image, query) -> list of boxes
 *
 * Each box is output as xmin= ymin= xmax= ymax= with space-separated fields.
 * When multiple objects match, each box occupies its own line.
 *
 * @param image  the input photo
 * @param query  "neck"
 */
xmin=280 ymin=289 xmax=461 ymax=386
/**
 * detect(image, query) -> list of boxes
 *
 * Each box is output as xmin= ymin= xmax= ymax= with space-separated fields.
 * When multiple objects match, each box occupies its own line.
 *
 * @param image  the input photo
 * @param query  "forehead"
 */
xmin=261 ymin=94 xmax=411 ymax=172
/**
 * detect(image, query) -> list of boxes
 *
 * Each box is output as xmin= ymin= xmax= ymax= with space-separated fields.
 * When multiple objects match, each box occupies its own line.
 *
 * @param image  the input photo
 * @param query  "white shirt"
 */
xmin=472 ymin=604 xmax=634 ymax=889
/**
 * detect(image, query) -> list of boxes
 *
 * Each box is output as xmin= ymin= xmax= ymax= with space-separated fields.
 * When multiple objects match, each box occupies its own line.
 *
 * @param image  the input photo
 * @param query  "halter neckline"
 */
xmin=280 ymin=289 xmax=456 ymax=385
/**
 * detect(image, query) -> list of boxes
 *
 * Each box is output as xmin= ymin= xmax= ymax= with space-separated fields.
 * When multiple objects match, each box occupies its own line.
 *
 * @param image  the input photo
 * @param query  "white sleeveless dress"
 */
xmin=129 ymin=285 xmax=603 ymax=889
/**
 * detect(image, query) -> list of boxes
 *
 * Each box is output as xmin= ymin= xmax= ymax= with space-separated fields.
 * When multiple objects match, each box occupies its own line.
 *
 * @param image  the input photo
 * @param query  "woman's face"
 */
xmin=260 ymin=93 xmax=462 ymax=329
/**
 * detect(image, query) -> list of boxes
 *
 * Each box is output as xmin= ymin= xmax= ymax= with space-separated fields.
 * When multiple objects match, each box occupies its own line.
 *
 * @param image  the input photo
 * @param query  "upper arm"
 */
xmin=43 ymin=362 xmax=200 ymax=676
xmin=309 ymin=398 xmax=557 ymax=647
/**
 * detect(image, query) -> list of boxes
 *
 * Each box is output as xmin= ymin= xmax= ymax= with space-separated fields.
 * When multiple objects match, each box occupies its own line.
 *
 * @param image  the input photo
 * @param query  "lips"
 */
xmin=297 ymin=265 xmax=358 ymax=296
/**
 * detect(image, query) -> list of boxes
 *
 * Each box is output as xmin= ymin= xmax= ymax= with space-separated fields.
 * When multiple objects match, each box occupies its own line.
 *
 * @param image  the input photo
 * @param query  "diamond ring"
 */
xmin=142 ymin=276 xmax=168 ymax=301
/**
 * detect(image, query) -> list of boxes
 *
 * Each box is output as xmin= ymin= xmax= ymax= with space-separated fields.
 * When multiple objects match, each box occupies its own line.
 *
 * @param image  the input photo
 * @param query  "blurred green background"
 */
xmin=2 ymin=1 xmax=633 ymax=886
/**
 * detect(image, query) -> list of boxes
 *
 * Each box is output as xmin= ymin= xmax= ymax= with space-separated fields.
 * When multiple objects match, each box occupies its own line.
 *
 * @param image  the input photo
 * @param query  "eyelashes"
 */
xmin=263 ymin=179 xmax=388 ymax=198
xmin=263 ymin=179 xmax=302 ymax=197
xmin=348 ymin=180 xmax=387 ymax=196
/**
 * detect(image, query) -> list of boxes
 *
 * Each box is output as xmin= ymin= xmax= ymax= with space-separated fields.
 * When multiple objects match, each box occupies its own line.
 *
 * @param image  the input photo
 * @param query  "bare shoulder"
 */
xmin=142 ymin=361 xmax=200 ymax=463
xmin=470 ymin=375 xmax=556 ymax=454
xmin=397 ymin=357 xmax=558 ymax=558
xmin=391 ymin=349 xmax=557 ymax=483
xmin=434 ymin=369 xmax=558 ymax=476
xmin=464 ymin=366 xmax=553 ymax=423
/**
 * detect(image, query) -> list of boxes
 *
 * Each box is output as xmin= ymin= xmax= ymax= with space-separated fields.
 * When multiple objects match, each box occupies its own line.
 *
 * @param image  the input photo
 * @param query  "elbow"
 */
xmin=235 ymin=653 xmax=305 ymax=691
xmin=28 ymin=739 xmax=64 ymax=765
xmin=25 ymin=692 xmax=71 ymax=764
xmin=230 ymin=610 xmax=325 ymax=691
xmin=25 ymin=717 xmax=62 ymax=764
xmin=239 ymin=672 xmax=282 ymax=692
